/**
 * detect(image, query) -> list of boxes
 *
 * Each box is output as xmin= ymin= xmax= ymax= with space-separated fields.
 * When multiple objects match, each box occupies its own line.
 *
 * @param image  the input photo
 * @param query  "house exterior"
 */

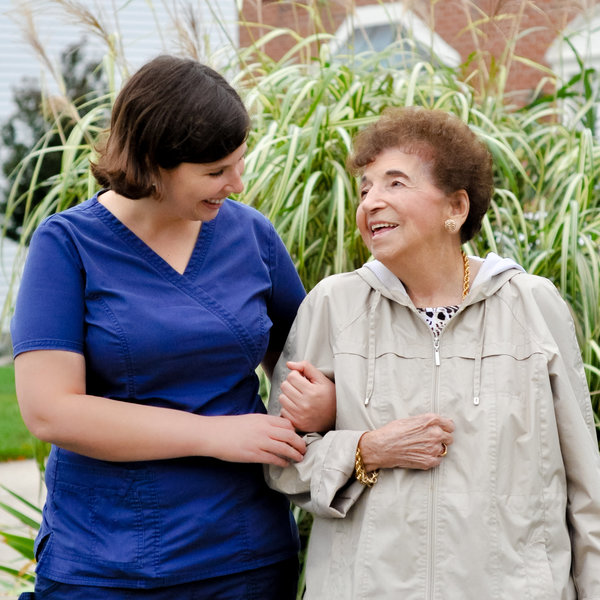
xmin=1 ymin=0 xmax=599 ymax=334
xmin=0 ymin=0 xmax=238 ymax=121
xmin=238 ymin=0 xmax=600 ymax=104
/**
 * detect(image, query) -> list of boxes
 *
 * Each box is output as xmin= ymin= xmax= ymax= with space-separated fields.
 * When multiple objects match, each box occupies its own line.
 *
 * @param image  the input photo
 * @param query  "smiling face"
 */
xmin=157 ymin=142 xmax=247 ymax=223
xmin=356 ymin=147 xmax=454 ymax=269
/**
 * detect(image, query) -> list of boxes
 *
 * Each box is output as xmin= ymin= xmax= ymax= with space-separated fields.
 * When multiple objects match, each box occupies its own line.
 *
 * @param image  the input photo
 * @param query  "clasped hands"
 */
xmin=244 ymin=360 xmax=454 ymax=470
xmin=214 ymin=361 xmax=335 ymax=467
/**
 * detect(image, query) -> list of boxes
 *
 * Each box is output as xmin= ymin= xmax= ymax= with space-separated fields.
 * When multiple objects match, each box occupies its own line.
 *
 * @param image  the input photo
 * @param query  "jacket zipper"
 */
xmin=426 ymin=332 xmax=442 ymax=599
xmin=433 ymin=338 xmax=441 ymax=366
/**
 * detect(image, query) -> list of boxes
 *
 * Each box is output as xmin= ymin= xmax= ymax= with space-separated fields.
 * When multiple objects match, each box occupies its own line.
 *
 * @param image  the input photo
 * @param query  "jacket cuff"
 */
xmin=310 ymin=429 xmax=367 ymax=518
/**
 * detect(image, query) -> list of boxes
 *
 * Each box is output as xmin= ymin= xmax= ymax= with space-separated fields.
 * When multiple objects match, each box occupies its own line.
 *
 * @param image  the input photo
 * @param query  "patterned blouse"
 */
xmin=416 ymin=305 xmax=459 ymax=338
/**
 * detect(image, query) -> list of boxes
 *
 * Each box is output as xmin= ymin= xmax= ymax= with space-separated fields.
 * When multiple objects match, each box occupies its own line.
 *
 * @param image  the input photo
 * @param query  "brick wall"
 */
xmin=238 ymin=0 xmax=593 ymax=98
xmin=430 ymin=0 xmax=583 ymax=100
xmin=238 ymin=0 xmax=352 ymax=61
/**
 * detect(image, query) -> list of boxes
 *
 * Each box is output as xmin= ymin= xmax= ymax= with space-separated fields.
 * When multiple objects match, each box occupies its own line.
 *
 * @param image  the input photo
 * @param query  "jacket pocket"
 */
xmin=524 ymin=539 xmax=558 ymax=599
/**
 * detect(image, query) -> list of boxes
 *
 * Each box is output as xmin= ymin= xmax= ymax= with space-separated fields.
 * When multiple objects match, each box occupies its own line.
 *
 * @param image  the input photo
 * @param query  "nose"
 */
xmin=361 ymin=186 xmax=385 ymax=212
xmin=224 ymin=168 xmax=244 ymax=195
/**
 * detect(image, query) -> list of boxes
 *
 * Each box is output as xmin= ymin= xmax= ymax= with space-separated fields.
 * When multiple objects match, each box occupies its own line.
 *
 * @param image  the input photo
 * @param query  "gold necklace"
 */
xmin=461 ymin=250 xmax=470 ymax=300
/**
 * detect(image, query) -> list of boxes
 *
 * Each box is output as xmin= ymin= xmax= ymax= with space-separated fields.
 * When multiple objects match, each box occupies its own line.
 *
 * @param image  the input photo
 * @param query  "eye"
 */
xmin=358 ymin=181 xmax=373 ymax=198
xmin=391 ymin=179 xmax=404 ymax=188
xmin=208 ymin=169 xmax=224 ymax=178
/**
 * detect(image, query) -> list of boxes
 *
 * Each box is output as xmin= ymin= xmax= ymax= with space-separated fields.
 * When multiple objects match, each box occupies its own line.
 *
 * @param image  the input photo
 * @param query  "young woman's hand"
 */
xmin=207 ymin=414 xmax=306 ymax=467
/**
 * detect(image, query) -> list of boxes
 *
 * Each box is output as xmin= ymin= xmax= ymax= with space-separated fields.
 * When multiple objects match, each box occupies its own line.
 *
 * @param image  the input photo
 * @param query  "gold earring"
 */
xmin=444 ymin=219 xmax=457 ymax=233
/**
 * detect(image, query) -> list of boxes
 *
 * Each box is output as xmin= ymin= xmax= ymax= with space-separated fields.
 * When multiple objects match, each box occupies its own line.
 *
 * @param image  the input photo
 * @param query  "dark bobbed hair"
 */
xmin=91 ymin=55 xmax=250 ymax=199
xmin=347 ymin=106 xmax=494 ymax=243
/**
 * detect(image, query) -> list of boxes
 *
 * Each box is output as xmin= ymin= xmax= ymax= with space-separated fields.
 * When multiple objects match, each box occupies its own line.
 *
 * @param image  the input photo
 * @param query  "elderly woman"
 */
xmin=266 ymin=107 xmax=600 ymax=599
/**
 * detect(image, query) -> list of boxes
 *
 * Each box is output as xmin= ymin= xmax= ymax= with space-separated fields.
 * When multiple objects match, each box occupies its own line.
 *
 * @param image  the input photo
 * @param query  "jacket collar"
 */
xmin=357 ymin=252 xmax=525 ymax=307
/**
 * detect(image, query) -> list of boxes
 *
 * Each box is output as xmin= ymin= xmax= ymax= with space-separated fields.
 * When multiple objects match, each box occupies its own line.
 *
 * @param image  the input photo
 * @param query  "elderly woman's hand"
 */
xmin=359 ymin=413 xmax=454 ymax=472
xmin=278 ymin=361 xmax=336 ymax=433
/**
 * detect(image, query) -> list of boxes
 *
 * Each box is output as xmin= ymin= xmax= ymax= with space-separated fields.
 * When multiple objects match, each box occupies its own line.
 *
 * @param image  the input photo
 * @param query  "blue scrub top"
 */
xmin=11 ymin=193 xmax=305 ymax=588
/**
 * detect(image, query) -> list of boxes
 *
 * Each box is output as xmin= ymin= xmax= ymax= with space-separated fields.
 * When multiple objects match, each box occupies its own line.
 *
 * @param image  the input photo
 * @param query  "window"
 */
xmin=328 ymin=3 xmax=460 ymax=68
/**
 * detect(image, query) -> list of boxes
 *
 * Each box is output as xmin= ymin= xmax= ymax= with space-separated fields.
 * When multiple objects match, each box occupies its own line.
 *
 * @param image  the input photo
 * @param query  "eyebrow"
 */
xmin=360 ymin=169 xmax=409 ymax=184
xmin=384 ymin=169 xmax=409 ymax=178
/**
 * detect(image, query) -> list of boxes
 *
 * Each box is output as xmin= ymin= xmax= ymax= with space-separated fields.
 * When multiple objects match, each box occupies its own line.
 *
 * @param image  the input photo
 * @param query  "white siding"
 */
xmin=545 ymin=5 xmax=600 ymax=135
xmin=0 ymin=237 xmax=20 ymax=337
xmin=0 ymin=0 xmax=238 ymax=120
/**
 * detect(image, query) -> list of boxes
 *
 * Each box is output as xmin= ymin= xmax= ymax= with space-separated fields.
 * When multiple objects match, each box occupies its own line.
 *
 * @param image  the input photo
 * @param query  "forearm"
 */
xmin=15 ymin=351 xmax=305 ymax=465
xmin=27 ymin=391 xmax=219 ymax=461
xmin=25 ymin=392 xmax=306 ymax=464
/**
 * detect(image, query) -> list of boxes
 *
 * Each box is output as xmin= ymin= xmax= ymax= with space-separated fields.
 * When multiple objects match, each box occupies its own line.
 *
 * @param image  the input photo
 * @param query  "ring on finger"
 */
xmin=439 ymin=442 xmax=448 ymax=457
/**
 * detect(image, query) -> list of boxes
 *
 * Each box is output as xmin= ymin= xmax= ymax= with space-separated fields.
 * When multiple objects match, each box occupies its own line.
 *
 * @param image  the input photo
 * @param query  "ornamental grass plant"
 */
xmin=234 ymin=35 xmax=600 ymax=417
xmin=1 ymin=0 xmax=600 ymax=596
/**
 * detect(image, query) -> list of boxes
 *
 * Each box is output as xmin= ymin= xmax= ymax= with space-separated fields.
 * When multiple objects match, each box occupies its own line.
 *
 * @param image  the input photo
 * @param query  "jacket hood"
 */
xmin=357 ymin=252 xmax=524 ymax=305
xmin=355 ymin=253 xmax=525 ymax=406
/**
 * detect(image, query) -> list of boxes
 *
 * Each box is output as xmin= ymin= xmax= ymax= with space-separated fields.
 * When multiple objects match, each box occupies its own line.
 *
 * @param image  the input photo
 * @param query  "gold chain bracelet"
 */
xmin=355 ymin=446 xmax=379 ymax=487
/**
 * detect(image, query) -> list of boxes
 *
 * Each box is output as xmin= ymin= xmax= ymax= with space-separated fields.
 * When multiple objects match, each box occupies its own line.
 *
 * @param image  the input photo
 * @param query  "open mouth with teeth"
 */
xmin=204 ymin=199 xmax=225 ymax=206
xmin=371 ymin=223 xmax=398 ymax=236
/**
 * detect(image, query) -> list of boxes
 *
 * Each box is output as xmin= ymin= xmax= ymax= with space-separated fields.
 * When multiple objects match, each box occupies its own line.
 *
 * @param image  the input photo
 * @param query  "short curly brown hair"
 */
xmin=347 ymin=106 xmax=494 ymax=243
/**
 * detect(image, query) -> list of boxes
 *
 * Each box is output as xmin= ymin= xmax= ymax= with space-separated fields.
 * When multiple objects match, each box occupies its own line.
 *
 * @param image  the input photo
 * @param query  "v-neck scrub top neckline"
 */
xmin=93 ymin=193 xmax=209 ymax=279
xmin=11 ymin=193 xmax=306 ymax=589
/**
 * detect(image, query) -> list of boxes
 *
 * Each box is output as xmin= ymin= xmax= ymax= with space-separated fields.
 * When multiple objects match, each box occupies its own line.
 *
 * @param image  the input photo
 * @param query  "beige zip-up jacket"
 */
xmin=266 ymin=253 xmax=600 ymax=600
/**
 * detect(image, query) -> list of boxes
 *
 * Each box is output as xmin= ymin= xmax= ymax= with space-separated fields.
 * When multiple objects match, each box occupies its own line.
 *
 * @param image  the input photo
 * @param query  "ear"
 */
xmin=447 ymin=189 xmax=469 ymax=228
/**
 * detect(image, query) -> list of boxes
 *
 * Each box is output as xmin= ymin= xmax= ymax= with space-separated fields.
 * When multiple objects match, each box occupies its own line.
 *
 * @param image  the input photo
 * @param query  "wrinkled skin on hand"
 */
xmin=359 ymin=413 xmax=455 ymax=472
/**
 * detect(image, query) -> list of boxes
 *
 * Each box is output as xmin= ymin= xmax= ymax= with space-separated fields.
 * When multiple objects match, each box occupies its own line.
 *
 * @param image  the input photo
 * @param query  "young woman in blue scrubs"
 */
xmin=11 ymin=55 xmax=334 ymax=599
